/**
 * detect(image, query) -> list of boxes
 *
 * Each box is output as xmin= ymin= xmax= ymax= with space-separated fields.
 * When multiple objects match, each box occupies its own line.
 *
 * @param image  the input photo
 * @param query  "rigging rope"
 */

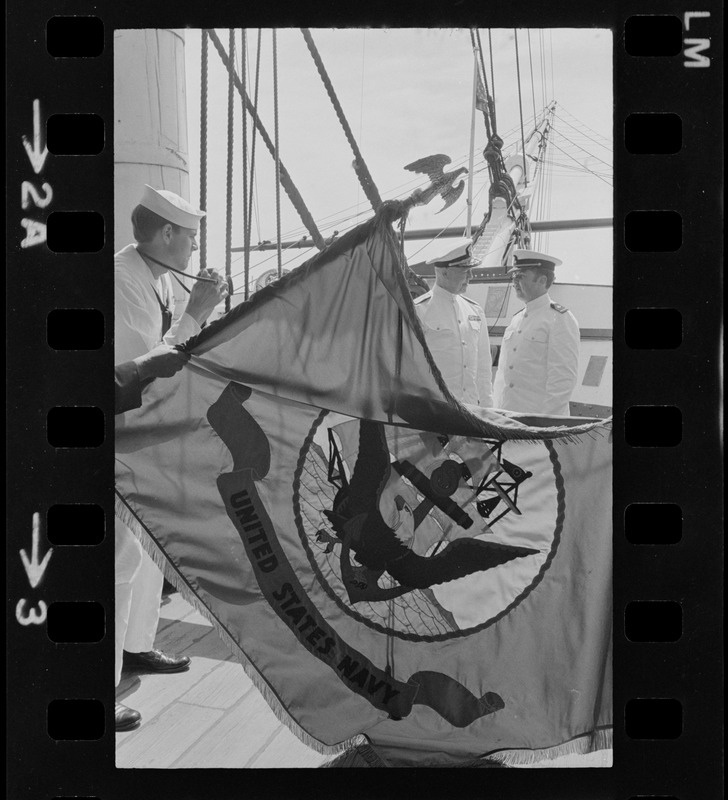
xmin=470 ymin=29 xmax=492 ymax=139
xmin=240 ymin=29 xmax=250 ymax=300
xmin=548 ymin=137 xmax=612 ymax=186
xmin=199 ymin=30 xmax=209 ymax=271
xmin=539 ymin=30 xmax=547 ymax=110
xmin=514 ymin=30 xmax=528 ymax=187
xmin=224 ymin=29 xmax=235 ymax=311
xmin=553 ymin=111 xmax=613 ymax=153
xmin=247 ymin=29 xmax=263 ymax=284
xmin=487 ymin=30 xmax=497 ymax=125
xmin=558 ymin=105 xmax=612 ymax=144
xmin=543 ymin=117 xmax=552 ymax=250
xmin=272 ymin=29 xmax=283 ymax=276
xmin=475 ymin=29 xmax=496 ymax=136
xmin=357 ymin=32 xmax=367 ymax=216
xmin=300 ymin=28 xmax=382 ymax=211
xmin=208 ymin=29 xmax=325 ymax=250
xmin=552 ymin=128 xmax=612 ymax=168
xmin=527 ymin=30 xmax=537 ymax=125
xmin=549 ymin=31 xmax=555 ymax=102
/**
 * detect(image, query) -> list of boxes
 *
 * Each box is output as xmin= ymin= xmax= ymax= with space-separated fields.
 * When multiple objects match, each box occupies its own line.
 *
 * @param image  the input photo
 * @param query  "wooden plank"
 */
xmin=155 ymin=618 xmax=232 ymax=662
xmin=116 ymin=701 xmax=224 ymax=768
xmin=178 ymin=660 xmax=254 ymax=710
xmin=158 ymin=591 xmax=198 ymax=625
xmin=116 ymin=597 xmax=333 ymax=768
xmin=117 ymin=652 xmax=223 ymax=724
xmin=179 ymin=606 xmax=212 ymax=628
xmin=174 ymin=691 xmax=285 ymax=768
xmin=247 ymin=726 xmax=330 ymax=769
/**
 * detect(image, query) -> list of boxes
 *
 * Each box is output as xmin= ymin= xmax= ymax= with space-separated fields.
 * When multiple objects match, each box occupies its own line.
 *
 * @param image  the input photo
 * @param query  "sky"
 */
xmin=181 ymin=28 xmax=613 ymax=294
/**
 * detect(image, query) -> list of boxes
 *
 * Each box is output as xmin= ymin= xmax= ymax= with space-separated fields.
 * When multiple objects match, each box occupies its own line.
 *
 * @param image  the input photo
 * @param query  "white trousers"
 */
xmin=114 ymin=517 xmax=164 ymax=686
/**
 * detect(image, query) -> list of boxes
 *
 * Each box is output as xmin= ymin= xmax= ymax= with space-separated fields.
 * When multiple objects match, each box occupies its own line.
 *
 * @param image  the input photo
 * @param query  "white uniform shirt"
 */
xmin=114 ymin=244 xmax=201 ymax=363
xmin=414 ymin=284 xmax=493 ymax=406
xmin=493 ymin=292 xmax=580 ymax=416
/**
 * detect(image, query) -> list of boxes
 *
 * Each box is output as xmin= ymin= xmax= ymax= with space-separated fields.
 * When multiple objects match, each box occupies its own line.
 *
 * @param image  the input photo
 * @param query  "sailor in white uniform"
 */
xmin=493 ymin=250 xmax=580 ymax=416
xmin=114 ymin=185 xmax=228 ymax=731
xmin=414 ymin=241 xmax=493 ymax=406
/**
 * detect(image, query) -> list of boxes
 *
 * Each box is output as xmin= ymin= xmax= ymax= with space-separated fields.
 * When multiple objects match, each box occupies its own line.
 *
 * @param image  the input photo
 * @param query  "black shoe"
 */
xmin=123 ymin=649 xmax=191 ymax=673
xmin=115 ymin=702 xmax=141 ymax=731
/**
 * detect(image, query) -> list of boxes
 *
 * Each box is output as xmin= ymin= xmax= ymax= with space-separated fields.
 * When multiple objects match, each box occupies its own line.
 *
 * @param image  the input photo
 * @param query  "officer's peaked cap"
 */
xmin=508 ymin=249 xmax=562 ymax=273
xmin=426 ymin=240 xmax=481 ymax=268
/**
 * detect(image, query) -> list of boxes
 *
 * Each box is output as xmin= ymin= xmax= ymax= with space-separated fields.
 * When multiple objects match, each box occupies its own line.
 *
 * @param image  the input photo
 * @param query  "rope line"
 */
xmin=552 ymin=128 xmax=612 ymax=168
xmin=539 ymin=30 xmax=547 ymax=110
xmin=199 ymin=30 xmax=209 ymax=271
xmin=224 ymin=28 xmax=235 ymax=311
xmin=514 ymin=30 xmax=528 ymax=187
xmin=240 ymin=29 xmax=250 ymax=301
xmin=549 ymin=30 xmax=555 ymax=102
xmin=272 ymin=29 xmax=283 ymax=276
xmin=357 ymin=32 xmax=367 ymax=217
xmin=553 ymin=111 xmax=613 ymax=153
xmin=527 ymin=30 xmax=537 ymax=125
xmin=207 ymin=28 xmax=326 ymax=250
xmin=470 ymin=29 xmax=490 ymax=139
xmin=548 ymin=137 xmax=612 ymax=186
xmin=487 ymin=30 xmax=496 ymax=118
xmin=558 ymin=105 xmax=612 ymax=144
xmin=247 ymin=29 xmax=263 ymax=282
xmin=301 ymin=28 xmax=382 ymax=211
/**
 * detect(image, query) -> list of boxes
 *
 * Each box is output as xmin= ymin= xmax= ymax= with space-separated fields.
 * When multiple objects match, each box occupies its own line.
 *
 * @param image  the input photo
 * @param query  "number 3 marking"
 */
xmin=16 ymin=598 xmax=48 ymax=626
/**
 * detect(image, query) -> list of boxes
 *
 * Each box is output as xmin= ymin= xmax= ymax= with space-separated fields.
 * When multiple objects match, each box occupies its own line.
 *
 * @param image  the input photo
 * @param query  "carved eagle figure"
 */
xmin=403 ymin=153 xmax=468 ymax=213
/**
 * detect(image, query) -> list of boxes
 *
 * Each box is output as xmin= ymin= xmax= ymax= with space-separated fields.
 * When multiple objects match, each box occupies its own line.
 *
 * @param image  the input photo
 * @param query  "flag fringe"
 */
xmin=115 ymin=491 xmax=612 ymax=766
xmin=485 ymin=727 xmax=613 ymax=767
xmin=319 ymin=739 xmax=392 ymax=768
xmin=114 ymin=494 xmax=368 ymax=759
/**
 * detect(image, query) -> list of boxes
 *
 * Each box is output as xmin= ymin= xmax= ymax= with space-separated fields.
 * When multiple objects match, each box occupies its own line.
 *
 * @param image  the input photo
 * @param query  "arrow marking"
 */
xmin=22 ymin=99 xmax=49 ymax=175
xmin=20 ymin=512 xmax=53 ymax=589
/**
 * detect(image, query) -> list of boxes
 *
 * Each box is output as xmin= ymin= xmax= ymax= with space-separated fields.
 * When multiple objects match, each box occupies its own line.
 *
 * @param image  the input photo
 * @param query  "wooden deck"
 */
xmin=116 ymin=592 xmax=330 ymax=768
xmin=116 ymin=592 xmax=612 ymax=769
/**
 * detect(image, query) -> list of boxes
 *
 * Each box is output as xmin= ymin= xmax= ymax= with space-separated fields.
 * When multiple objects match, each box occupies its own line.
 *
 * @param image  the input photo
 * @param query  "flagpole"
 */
xmin=466 ymin=42 xmax=479 ymax=238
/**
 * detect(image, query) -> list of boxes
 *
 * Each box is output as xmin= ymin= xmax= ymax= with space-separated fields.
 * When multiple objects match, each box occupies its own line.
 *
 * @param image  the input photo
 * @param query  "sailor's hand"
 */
xmin=134 ymin=345 xmax=190 ymax=381
xmin=186 ymin=269 xmax=229 ymax=324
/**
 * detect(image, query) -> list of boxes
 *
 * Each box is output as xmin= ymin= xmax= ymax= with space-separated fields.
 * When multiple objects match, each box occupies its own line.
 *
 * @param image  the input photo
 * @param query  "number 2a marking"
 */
xmin=16 ymin=598 xmax=48 ymax=626
xmin=21 ymin=181 xmax=53 ymax=210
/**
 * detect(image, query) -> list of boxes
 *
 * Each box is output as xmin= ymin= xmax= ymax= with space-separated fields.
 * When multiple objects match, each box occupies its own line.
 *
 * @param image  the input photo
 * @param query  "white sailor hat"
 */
xmin=425 ymin=240 xmax=481 ymax=268
xmin=139 ymin=184 xmax=206 ymax=230
xmin=508 ymin=249 xmax=562 ymax=273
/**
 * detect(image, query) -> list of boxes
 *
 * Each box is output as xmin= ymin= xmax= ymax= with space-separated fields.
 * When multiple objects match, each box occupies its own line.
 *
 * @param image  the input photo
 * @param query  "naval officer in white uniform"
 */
xmin=414 ymin=241 xmax=493 ymax=406
xmin=493 ymin=250 xmax=580 ymax=416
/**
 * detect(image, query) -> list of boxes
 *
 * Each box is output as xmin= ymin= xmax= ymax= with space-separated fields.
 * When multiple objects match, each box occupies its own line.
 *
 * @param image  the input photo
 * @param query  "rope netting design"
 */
xmin=295 ymin=431 xmax=458 ymax=640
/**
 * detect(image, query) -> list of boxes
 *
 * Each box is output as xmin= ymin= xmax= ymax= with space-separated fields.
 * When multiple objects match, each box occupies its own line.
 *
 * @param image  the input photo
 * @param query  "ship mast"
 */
xmin=472 ymin=102 xmax=557 ymax=268
xmin=465 ymin=42 xmax=480 ymax=238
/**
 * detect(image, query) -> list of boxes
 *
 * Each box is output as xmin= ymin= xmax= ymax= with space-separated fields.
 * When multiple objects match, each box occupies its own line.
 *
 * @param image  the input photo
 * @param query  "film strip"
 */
xmin=6 ymin=1 xmax=722 ymax=797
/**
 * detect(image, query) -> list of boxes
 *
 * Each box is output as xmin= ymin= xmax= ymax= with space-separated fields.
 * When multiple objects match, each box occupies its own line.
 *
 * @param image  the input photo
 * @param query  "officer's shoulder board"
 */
xmin=462 ymin=295 xmax=481 ymax=308
xmin=513 ymin=307 xmax=525 ymax=317
xmin=550 ymin=302 xmax=569 ymax=314
xmin=414 ymin=291 xmax=432 ymax=305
